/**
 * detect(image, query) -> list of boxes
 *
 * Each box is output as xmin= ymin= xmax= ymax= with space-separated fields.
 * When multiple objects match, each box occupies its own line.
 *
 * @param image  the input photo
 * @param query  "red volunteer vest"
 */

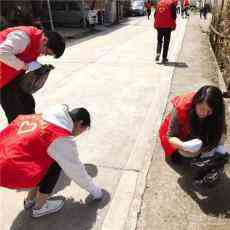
xmin=154 ymin=0 xmax=176 ymax=29
xmin=145 ymin=3 xmax=152 ymax=9
xmin=159 ymin=92 xmax=195 ymax=156
xmin=0 ymin=114 xmax=71 ymax=189
xmin=183 ymin=0 xmax=189 ymax=8
xmin=0 ymin=26 xmax=43 ymax=89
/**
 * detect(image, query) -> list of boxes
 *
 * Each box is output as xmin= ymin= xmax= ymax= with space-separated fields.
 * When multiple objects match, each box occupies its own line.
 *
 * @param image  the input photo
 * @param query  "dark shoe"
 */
xmin=155 ymin=54 xmax=160 ymax=62
xmin=162 ymin=58 xmax=168 ymax=64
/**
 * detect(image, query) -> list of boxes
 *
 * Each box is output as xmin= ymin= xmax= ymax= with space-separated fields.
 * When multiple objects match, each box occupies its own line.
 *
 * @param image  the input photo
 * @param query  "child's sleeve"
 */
xmin=47 ymin=136 xmax=102 ymax=199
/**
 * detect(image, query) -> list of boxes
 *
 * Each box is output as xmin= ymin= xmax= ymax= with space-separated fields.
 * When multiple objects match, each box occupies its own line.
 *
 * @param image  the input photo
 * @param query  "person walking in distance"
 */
xmin=154 ymin=0 xmax=177 ymax=63
xmin=0 ymin=26 xmax=65 ymax=123
xmin=145 ymin=0 xmax=152 ymax=20
xmin=182 ymin=0 xmax=190 ymax=18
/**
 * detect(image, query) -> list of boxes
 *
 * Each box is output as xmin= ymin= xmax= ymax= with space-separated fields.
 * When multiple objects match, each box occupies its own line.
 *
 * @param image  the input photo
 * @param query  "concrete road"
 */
xmin=0 ymin=16 xmax=187 ymax=230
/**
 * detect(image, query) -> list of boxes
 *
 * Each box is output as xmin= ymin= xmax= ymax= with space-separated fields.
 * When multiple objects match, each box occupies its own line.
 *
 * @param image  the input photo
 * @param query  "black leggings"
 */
xmin=38 ymin=162 xmax=62 ymax=194
xmin=156 ymin=28 xmax=172 ymax=59
xmin=147 ymin=9 xmax=151 ymax=19
xmin=0 ymin=80 xmax=35 ymax=123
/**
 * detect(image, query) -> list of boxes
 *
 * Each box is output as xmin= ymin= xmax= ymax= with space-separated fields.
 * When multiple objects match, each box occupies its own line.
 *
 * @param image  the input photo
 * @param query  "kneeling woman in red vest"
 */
xmin=0 ymin=105 xmax=103 ymax=218
xmin=159 ymin=86 xmax=230 ymax=185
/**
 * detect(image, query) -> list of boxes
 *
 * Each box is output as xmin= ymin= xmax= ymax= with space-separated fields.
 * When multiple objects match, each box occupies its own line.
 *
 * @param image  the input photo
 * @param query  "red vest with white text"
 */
xmin=159 ymin=92 xmax=195 ymax=156
xmin=154 ymin=0 xmax=176 ymax=29
xmin=0 ymin=114 xmax=71 ymax=189
xmin=0 ymin=26 xmax=43 ymax=89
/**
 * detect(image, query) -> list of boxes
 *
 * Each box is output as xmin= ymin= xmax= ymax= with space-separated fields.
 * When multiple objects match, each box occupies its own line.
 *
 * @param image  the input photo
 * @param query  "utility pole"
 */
xmin=116 ymin=0 xmax=120 ymax=24
xmin=47 ymin=0 xmax=54 ymax=31
xmin=81 ymin=0 xmax=87 ymax=28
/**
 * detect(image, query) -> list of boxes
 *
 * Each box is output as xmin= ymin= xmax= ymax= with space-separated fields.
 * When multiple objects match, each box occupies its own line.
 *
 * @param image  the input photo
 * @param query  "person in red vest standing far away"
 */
xmin=154 ymin=0 xmax=177 ymax=63
xmin=182 ymin=0 xmax=190 ymax=18
xmin=145 ymin=0 xmax=152 ymax=20
xmin=0 ymin=26 xmax=65 ymax=123
xmin=0 ymin=104 xmax=103 ymax=218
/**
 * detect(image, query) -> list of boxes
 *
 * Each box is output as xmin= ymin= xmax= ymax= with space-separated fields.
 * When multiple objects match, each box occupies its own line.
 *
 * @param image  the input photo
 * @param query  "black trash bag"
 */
xmin=191 ymin=152 xmax=229 ymax=187
xmin=17 ymin=64 xmax=54 ymax=94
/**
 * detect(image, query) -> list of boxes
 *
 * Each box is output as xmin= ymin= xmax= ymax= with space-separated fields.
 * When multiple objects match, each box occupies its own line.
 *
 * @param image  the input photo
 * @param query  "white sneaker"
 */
xmin=24 ymin=198 xmax=36 ymax=210
xmin=31 ymin=199 xmax=64 ymax=218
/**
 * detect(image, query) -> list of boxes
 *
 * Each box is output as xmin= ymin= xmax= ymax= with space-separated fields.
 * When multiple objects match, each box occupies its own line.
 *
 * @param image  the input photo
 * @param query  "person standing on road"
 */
xmin=0 ymin=26 xmax=66 ymax=123
xmin=145 ymin=0 xmax=152 ymax=20
xmin=176 ymin=0 xmax=181 ymax=15
xmin=182 ymin=0 xmax=190 ymax=18
xmin=154 ymin=0 xmax=177 ymax=63
xmin=159 ymin=86 xmax=230 ymax=186
xmin=0 ymin=105 xmax=103 ymax=218
xmin=200 ymin=2 xmax=209 ymax=20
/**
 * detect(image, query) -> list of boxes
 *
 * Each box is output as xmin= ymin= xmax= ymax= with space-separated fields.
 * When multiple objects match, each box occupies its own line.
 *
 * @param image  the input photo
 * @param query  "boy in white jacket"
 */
xmin=0 ymin=105 xmax=103 ymax=218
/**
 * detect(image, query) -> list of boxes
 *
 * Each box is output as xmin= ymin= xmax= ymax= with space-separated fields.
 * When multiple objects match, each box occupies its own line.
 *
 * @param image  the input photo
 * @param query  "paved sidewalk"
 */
xmin=137 ymin=14 xmax=230 ymax=230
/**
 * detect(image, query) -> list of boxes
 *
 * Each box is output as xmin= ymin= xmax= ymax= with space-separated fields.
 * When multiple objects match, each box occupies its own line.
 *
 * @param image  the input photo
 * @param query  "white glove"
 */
xmin=88 ymin=182 xmax=103 ymax=200
xmin=26 ymin=61 xmax=42 ymax=73
xmin=182 ymin=139 xmax=203 ymax=153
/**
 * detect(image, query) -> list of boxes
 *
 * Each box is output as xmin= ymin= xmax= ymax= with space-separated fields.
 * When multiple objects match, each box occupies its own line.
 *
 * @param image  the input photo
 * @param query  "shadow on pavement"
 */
xmin=10 ymin=190 xmax=111 ymax=230
xmin=158 ymin=62 xmax=189 ymax=68
xmin=165 ymin=156 xmax=193 ymax=176
xmin=178 ymin=174 xmax=230 ymax=218
xmin=166 ymin=157 xmax=230 ymax=217
xmin=52 ymin=163 xmax=99 ymax=195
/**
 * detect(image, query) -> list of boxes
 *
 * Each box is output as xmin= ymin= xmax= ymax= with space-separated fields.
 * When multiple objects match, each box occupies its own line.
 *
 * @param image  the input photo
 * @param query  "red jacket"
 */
xmin=0 ymin=26 xmax=43 ymax=89
xmin=0 ymin=114 xmax=71 ymax=189
xmin=154 ymin=0 xmax=176 ymax=29
xmin=159 ymin=92 xmax=195 ymax=156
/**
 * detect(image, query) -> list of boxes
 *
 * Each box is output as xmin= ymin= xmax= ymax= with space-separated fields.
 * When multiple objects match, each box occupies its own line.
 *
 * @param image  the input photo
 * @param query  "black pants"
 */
xmin=182 ymin=7 xmax=189 ymax=17
xmin=147 ymin=9 xmax=151 ymax=19
xmin=176 ymin=7 xmax=180 ymax=14
xmin=156 ymin=28 xmax=172 ymax=59
xmin=39 ymin=162 xmax=62 ymax=194
xmin=200 ymin=8 xmax=208 ymax=19
xmin=0 ymin=80 xmax=35 ymax=123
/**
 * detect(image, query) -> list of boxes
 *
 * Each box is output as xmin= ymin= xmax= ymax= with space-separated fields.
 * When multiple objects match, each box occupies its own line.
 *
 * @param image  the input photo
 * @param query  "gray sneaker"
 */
xmin=31 ymin=199 xmax=64 ymax=218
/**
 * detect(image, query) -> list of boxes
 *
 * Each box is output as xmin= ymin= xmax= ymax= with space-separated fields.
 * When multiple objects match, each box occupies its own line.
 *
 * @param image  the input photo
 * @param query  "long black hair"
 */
xmin=189 ymin=85 xmax=228 ymax=151
xmin=69 ymin=107 xmax=91 ymax=127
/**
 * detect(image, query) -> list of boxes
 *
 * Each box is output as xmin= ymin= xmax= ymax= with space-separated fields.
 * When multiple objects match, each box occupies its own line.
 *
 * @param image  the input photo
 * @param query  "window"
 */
xmin=69 ymin=2 xmax=81 ymax=11
xmin=51 ymin=2 xmax=66 ymax=11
